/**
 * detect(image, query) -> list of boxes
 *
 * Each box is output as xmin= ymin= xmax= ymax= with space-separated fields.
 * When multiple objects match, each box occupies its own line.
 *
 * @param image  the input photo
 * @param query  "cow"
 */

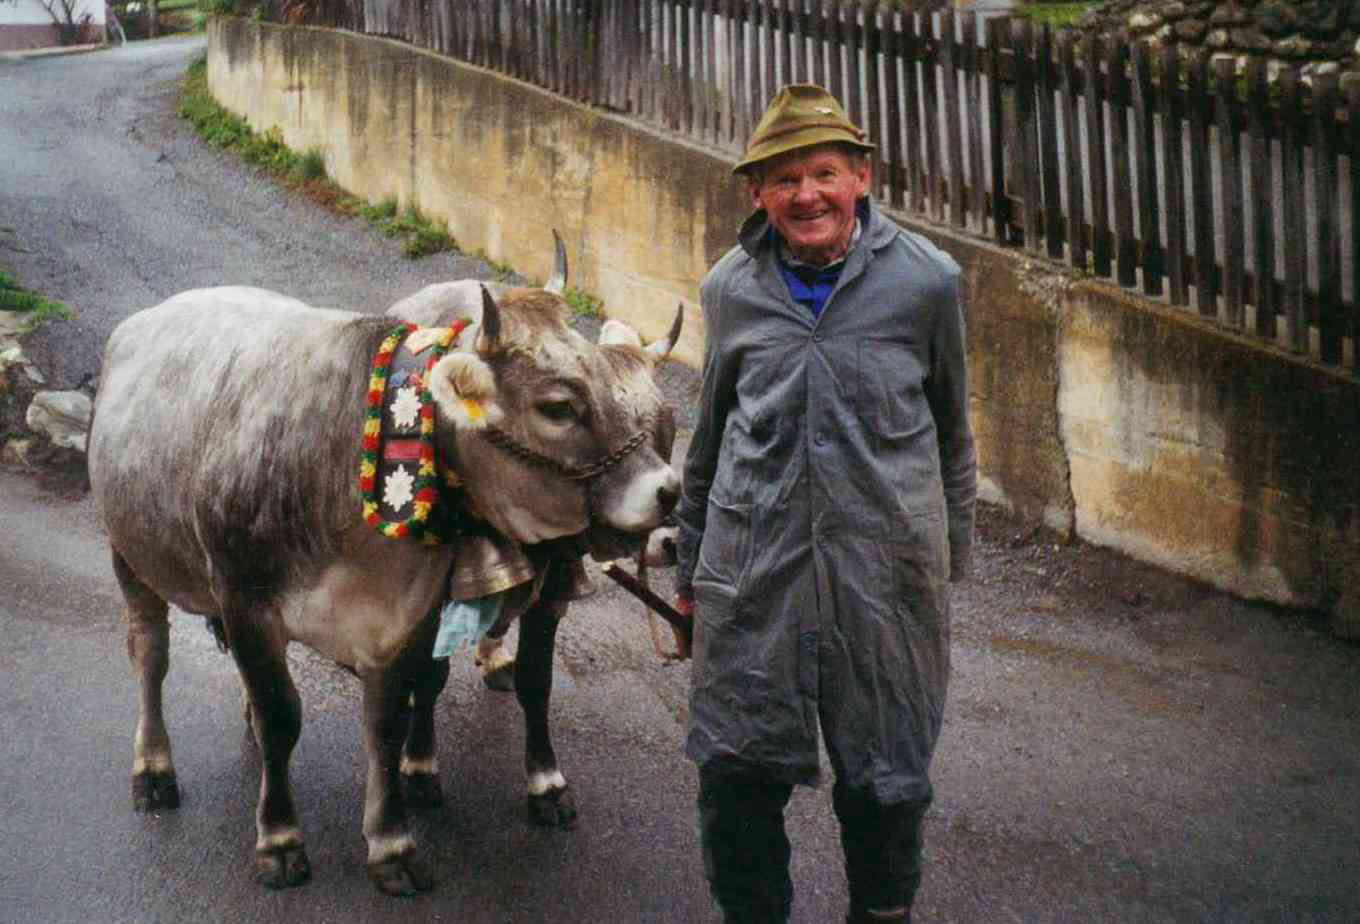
xmin=87 ymin=250 xmax=682 ymax=896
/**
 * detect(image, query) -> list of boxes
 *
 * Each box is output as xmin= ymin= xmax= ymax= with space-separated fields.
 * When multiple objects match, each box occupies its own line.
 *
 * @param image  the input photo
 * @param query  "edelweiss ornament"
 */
xmin=383 ymin=464 xmax=416 ymax=511
xmin=390 ymin=386 xmax=422 ymax=430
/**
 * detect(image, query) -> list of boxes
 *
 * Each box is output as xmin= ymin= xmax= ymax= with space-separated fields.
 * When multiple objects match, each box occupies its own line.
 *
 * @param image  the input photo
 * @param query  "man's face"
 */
xmin=749 ymin=145 xmax=870 ymax=267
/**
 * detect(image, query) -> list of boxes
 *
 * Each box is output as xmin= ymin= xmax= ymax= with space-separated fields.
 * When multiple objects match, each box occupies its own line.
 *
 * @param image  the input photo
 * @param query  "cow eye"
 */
xmin=537 ymin=399 xmax=577 ymax=423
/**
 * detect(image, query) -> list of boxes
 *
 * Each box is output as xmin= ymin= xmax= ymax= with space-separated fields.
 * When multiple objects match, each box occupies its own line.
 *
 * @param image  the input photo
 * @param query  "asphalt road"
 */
xmin=3 ymin=36 xmax=1360 ymax=924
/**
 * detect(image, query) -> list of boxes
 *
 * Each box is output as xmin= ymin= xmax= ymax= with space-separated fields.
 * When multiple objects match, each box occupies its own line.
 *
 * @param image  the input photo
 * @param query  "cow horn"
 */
xmin=646 ymin=303 xmax=684 ymax=362
xmin=544 ymin=229 xmax=568 ymax=295
xmin=478 ymin=284 xmax=501 ymax=353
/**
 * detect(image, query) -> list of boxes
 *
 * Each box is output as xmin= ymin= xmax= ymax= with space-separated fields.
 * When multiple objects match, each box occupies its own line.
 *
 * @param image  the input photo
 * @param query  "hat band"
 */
xmin=753 ymin=119 xmax=868 ymax=146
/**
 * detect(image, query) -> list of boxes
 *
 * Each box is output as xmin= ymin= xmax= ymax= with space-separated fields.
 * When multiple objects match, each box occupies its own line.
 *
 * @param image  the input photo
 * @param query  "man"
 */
xmin=673 ymin=84 xmax=976 ymax=924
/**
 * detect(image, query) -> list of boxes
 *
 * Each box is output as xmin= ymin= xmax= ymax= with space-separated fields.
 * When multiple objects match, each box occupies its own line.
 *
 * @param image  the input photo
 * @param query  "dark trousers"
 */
xmin=698 ymin=765 xmax=928 ymax=922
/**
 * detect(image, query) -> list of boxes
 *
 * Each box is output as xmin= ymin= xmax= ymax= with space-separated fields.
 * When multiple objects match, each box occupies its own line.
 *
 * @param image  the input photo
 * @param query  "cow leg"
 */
xmin=113 ymin=550 xmax=180 ymax=812
xmin=229 ymin=617 xmax=310 ymax=890
xmin=360 ymin=662 xmax=434 ymax=896
xmin=401 ymin=648 xmax=449 ymax=809
xmin=516 ymin=567 xmax=576 ymax=828
xmin=475 ymin=631 xmax=516 ymax=692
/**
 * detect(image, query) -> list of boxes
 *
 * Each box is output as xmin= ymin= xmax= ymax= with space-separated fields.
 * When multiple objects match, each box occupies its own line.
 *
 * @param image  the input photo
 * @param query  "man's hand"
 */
xmin=674 ymin=592 xmax=695 ymax=618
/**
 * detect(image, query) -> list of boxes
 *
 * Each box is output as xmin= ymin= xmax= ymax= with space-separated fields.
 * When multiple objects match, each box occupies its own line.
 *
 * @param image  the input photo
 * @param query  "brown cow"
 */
xmin=87 ymin=262 xmax=680 ymax=895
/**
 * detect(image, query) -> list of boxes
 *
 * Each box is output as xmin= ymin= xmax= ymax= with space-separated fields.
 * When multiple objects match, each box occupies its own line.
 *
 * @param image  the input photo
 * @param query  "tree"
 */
xmin=38 ymin=0 xmax=93 ymax=45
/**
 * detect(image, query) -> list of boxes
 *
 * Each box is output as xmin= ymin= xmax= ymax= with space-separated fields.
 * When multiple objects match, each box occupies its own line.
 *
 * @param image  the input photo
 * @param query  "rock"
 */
xmin=1160 ymin=2 xmax=1188 ymax=22
xmin=1129 ymin=11 xmax=1162 ymax=32
xmin=0 ymin=345 xmax=45 ymax=385
xmin=1256 ymin=1 xmax=1299 ymax=37
xmin=26 ymin=390 xmax=91 ymax=451
xmin=1174 ymin=18 xmax=1208 ymax=42
xmin=1209 ymin=2 xmax=1250 ymax=28
xmin=1230 ymin=28 xmax=1273 ymax=54
xmin=1297 ymin=1 xmax=1340 ymax=39
xmin=1 ymin=436 xmax=34 ymax=467
xmin=1274 ymin=35 xmax=1315 ymax=59
xmin=1206 ymin=28 xmax=1232 ymax=50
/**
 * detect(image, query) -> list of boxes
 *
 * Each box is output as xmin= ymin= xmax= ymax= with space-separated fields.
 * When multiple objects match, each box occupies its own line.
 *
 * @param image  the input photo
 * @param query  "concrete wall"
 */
xmin=208 ymin=19 xmax=1360 ymax=637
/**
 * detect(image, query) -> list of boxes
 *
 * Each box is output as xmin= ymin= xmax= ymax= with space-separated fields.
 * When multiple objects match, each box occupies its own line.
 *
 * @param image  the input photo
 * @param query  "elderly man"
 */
xmin=673 ymin=84 xmax=976 ymax=923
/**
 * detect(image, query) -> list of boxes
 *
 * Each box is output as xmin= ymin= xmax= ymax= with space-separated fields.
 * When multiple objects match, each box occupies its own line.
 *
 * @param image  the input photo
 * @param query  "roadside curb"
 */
xmin=0 ymin=42 xmax=102 ymax=62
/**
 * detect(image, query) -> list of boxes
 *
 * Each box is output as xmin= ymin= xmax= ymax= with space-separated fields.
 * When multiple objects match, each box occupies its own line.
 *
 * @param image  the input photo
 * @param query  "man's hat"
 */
xmin=733 ymin=84 xmax=875 ymax=176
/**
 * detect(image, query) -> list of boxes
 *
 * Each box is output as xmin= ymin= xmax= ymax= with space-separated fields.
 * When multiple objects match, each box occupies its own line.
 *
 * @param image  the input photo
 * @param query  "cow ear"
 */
xmin=644 ymin=304 xmax=684 ymax=364
xmin=598 ymin=319 xmax=642 ymax=348
xmin=429 ymin=353 xmax=502 ymax=431
xmin=476 ymin=285 xmax=502 ymax=355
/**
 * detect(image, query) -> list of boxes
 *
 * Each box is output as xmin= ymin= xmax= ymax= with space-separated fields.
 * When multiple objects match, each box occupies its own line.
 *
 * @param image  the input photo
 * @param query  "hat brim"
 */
xmin=733 ymin=127 xmax=876 ymax=176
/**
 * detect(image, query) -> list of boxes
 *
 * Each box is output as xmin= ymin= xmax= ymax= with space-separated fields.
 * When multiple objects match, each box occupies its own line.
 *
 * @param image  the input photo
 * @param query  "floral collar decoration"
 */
xmin=360 ymin=319 xmax=471 ymax=545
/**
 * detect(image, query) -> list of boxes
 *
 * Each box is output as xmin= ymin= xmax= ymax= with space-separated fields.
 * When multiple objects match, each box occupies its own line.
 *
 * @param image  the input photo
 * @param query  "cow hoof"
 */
xmin=404 ymin=771 xmax=444 ymax=809
xmin=368 ymin=850 xmax=434 ymax=896
xmin=527 ymin=785 xmax=577 ymax=829
xmin=256 ymin=843 xmax=311 ymax=889
xmin=132 ymin=770 xmax=180 ymax=812
xmin=481 ymin=663 xmax=516 ymax=693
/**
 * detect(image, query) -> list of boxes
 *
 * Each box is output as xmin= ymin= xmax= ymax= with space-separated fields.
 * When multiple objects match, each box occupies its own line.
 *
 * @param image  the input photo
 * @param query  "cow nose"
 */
xmin=656 ymin=483 xmax=679 ymax=516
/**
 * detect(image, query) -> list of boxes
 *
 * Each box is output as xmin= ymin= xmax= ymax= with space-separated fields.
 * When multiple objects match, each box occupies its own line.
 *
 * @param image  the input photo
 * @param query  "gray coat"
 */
xmin=675 ymin=197 xmax=976 ymax=804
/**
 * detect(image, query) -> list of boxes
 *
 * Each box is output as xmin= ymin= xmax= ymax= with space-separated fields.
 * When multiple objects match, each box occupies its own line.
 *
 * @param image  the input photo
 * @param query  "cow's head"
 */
xmin=386 ymin=240 xmax=681 ymax=548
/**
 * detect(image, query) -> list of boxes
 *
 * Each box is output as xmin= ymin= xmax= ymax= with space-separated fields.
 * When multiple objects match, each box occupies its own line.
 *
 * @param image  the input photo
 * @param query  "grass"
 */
xmin=0 ymin=270 xmax=71 ymax=331
xmin=1014 ymin=2 xmax=1097 ymax=28
xmin=177 ymin=55 xmax=456 ymax=259
xmin=564 ymin=286 xmax=604 ymax=320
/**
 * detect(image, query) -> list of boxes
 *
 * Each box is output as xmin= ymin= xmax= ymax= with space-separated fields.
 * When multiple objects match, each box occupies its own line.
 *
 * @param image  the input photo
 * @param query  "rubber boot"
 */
xmin=846 ymin=908 xmax=911 ymax=924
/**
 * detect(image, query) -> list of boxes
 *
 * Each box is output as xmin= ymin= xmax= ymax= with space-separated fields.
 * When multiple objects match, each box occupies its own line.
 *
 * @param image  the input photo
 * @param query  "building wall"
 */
xmin=0 ymin=0 xmax=103 ymax=50
xmin=208 ymin=18 xmax=1360 ymax=637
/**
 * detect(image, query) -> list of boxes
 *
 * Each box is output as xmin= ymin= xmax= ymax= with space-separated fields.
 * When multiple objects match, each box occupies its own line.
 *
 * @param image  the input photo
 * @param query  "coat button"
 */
xmin=815 ymin=433 xmax=826 ymax=446
xmin=813 ymin=333 xmax=824 ymax=343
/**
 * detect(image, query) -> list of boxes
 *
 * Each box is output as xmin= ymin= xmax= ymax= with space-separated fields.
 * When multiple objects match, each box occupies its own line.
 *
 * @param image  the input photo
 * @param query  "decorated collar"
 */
xmin=359 ymin=320 xmax=470 ymax=544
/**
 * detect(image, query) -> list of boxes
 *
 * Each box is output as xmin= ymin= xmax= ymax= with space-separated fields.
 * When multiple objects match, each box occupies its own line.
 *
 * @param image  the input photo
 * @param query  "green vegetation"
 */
xmin=1014 ymin=2 xmax=1097 ymax=29
xmin=177 ymin=56 xmax=455 ymax=259
xmin=0 ymin=270 xmax=71 ymax=331
xmin=564 ymin=286 xmax=603 ymax=320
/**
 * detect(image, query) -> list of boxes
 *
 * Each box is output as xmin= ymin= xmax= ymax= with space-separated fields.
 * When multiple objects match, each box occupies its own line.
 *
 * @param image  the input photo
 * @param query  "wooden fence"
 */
xmin=303 ymin=0 xmax=1358 ymax=376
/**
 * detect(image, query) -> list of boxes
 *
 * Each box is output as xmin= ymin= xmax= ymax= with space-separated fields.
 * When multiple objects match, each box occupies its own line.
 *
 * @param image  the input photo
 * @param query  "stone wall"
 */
xmin=208 ymin=18 xmax=1360 ymax=636
xmin=1080 ymin=0 xmax=1360 ymax=85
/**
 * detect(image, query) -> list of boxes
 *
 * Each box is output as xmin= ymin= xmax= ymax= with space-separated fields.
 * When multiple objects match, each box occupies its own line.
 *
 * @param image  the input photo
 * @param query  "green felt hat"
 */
xmin=733 ymin=84 xmax=875 ymax=176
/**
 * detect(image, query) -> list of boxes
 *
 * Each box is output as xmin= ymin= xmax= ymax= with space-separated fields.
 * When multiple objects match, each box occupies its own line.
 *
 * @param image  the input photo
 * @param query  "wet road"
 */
xmin=3 ymin=36 xmax=1360 ymax=923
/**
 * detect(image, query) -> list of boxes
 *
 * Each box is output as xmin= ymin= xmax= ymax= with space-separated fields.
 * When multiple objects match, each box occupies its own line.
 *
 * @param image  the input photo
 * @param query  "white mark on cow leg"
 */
xmin=366 ymin=832 xmax=417 ymax=864
xmin=476 ymin=636 xmax=513 ymax=675
xmin=527 ymin=769 xmax=567 ymax=796
xmin=257 ymin=828 xmax=304 ymax=851
xmin=399 ymin=755 xmax=438 ymax=777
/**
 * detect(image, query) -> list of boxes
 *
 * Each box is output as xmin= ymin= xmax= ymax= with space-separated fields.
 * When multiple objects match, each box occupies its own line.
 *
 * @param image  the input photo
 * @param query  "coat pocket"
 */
xmin=693 ymin=496 xmax=754 ymax=600
xmin=857 ymin=336 xmax=928 ymax=440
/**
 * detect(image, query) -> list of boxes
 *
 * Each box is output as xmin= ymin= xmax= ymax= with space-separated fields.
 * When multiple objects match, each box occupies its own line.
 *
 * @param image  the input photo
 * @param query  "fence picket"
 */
xmin=1059 ymin=32 xmax=1084 ymax=270
xmin=903 ymin=9 xmax=924 ymax=214
xmin=987 ymin=16 xmax=1008 ymax=243
xmin=921 ymin=12 xmax=943 ymax=223
xmin=1082 ymin=35 xmax=1110 ymax=276
xmin=964 ymin=12 xmax=985 ymax=233
xmin=1132 ymin=43 xmax=1161 ymax=296
xmin=1244 ymin=59 xmax=1274 ymax=336
xmin=942 ymin=13 xmax=964 ymax=228
xmin=1279 ymin=67 xmax=1307 ymax=351
xmin=1314 ymin=75 xmax=1341 ymax=365
xmin=1161 ymin=44 xmax=1186 ymax=306
xmin=1186 ymin=50 xmax=1216 ymax=316
xmin=1213 ymin=58 xmax=1244 ymax=327
xmin=1013 ymin=21 xmax=1040 ymax=250
xmin=882 ymin=10 xmax=903 ymax=209
xmin=1107 ymin=43 xmax=1136 ymax=288
xmin=1037 ymin=25 xmax=1061 ymax=258
xmin=1350 ymin=83 xmax=1360 ymax=358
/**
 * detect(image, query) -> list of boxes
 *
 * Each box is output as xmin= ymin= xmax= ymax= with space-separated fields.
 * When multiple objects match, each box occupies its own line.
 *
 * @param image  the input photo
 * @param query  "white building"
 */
xmin=0 ymin=0 xmax=105 ymax=52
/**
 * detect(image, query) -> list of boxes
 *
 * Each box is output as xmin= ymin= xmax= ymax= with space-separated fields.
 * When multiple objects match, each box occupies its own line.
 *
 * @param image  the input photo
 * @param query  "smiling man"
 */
xmin=674 ymin=85 xmax=977 ymax=924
